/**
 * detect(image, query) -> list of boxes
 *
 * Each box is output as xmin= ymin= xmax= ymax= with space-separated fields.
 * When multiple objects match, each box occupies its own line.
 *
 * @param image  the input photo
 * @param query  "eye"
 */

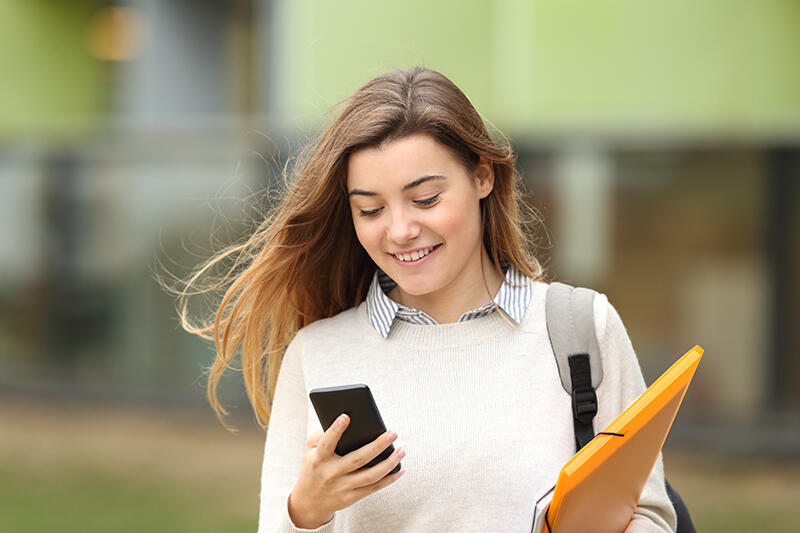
xmin=414 ymin=194 xmax=440 ymax=207
xmin=358 ymin=207 xmax=383 ymax=217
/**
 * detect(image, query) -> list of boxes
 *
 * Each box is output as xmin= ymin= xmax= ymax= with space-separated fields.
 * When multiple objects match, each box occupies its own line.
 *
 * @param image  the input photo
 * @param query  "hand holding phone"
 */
xmin=287 ymin=385 xmax=405 ymax=529
xmin=309 ymin=384 xmax=402 ymax=473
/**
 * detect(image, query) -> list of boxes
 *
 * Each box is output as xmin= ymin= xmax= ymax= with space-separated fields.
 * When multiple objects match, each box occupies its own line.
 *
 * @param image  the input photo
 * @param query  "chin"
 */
xmin=396 ymin=285 xmax=432 ymax=297
xmin=389 ymin=277 xmax=440 ymax=297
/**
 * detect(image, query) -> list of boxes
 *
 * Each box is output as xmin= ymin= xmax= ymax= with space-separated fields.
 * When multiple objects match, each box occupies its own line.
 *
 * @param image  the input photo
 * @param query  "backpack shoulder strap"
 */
xmin=545 ymin=282 xmax=604 ymax=451
xmin=545 ymin=282 xmax=605 ymax=391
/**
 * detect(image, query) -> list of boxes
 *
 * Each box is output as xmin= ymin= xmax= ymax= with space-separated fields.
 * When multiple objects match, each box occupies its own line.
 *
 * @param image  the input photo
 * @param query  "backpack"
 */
xmin=545 ymin=282 xmax=696 ymax=533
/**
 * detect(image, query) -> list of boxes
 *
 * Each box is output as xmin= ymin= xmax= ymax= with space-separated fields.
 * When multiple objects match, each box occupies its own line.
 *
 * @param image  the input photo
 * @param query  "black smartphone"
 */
xmin=309 ymin=384 xmax=401 ymax=474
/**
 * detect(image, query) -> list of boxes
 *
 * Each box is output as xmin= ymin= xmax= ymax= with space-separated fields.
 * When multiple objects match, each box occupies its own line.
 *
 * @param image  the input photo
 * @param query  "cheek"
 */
xmin=352 ymin=217 xmax=381 ymax=252
xmin=434 ymin=196 xmax=481 ymax=239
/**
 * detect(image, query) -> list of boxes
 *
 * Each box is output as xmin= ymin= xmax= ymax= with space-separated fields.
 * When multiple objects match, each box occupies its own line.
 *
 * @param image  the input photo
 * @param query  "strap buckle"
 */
xmin=572 ymin=388 xmax=598 ymax=424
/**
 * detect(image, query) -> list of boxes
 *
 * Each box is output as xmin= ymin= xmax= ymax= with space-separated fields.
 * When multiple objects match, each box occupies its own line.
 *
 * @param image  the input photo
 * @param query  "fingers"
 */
xmin=342 ymin=429 xmax=397 ymax=472
xmin=346 ymin=445 xmax=405 ymax=489
xmin=349 ymin=458 xmax=406 ymax=501
xmin=315 ymin=413 xmax=350 ymax=457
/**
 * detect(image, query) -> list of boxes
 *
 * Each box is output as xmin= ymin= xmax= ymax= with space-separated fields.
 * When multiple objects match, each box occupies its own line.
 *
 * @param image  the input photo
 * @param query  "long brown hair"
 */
xmin=171 ymin=66 xmax=544 ymax=428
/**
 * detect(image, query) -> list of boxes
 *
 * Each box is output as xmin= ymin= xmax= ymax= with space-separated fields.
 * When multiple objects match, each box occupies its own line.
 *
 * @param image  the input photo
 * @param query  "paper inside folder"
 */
xmin=531 ymin=486 xmax=555 ymax=533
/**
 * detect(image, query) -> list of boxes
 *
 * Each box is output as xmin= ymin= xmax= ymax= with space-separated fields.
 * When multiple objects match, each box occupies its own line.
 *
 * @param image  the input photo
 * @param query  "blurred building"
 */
xmin=1 ymin=1 xmax=798 ymax=456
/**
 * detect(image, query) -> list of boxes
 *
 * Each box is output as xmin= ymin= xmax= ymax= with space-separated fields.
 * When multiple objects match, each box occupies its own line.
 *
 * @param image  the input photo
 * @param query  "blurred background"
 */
xmin=1 ymin=1 xmax=799 ymax=532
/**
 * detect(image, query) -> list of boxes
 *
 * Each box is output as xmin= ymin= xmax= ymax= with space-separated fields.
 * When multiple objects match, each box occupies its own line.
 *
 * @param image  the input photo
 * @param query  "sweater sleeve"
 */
xmin=593 ymin=294 xmax=678 ymax=533
xmin=257 ymin=331 xmax=337 ymax=533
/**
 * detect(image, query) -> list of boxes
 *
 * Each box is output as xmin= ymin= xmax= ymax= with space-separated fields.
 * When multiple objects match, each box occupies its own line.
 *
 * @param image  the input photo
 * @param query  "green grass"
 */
xmin=0 ymin=463 xmax=256 ymax=533
xmin=667 ymin=453 xmax=800 ymax=533
xmin=2 ymin=401 xmax=799 ymax=532
xmin=4 ymin=457 xmax=799 ymax=533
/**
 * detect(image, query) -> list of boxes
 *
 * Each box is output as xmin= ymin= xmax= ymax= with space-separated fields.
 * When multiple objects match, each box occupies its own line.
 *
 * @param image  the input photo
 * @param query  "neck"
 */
xmin=389 ymin=248 xmax=505 ymax=324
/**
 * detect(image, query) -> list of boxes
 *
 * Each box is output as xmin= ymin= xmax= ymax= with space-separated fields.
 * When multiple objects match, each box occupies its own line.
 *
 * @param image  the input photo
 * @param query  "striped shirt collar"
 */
xmin=365 ymin=262 xmax=534 ymax=339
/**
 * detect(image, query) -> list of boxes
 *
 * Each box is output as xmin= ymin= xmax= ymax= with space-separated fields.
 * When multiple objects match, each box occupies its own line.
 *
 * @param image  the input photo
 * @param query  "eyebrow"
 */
xmin=348 ymin=174 xmax=446 ymax=197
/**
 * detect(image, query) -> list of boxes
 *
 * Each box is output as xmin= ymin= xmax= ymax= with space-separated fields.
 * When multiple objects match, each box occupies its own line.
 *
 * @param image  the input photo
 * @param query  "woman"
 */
xmin=177 ymin=66 xmax=677 ymax=532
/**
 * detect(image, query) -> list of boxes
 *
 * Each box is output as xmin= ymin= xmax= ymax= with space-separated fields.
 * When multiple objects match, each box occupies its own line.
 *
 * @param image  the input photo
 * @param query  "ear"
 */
xmin=474 ymin=158 xmax=495 ymax=199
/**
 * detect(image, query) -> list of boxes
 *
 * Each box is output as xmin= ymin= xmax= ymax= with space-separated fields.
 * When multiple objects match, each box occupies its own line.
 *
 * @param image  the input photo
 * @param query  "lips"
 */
xmin=389 ymin=243 xmax=442 ymax=263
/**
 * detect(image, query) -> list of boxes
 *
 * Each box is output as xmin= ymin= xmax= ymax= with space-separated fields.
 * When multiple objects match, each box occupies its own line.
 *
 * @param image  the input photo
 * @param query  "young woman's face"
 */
xmin=346 ymin=133 xmax=494 ymax=298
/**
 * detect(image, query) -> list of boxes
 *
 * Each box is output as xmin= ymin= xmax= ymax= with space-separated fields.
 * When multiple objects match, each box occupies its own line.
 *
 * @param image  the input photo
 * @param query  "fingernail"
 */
xmin=397 ymin=448 xmax=405 ymax=458
xmin=385 ymin=431 xmax=397 ymax=441
xmin=337 ymin=414 xmax=348 ymax=425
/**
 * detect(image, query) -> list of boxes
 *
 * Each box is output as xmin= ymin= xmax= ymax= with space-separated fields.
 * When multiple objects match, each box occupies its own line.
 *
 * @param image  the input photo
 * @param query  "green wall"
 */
xmin=4 ymin=1 xmax=799 ymax=138
xmin=280 ymin=0 xmax=493 ymax=128
xmin=282 ymin=0 xmax=800 ymax=137
xmin=0 ymin=1 xmax=107 ymax=138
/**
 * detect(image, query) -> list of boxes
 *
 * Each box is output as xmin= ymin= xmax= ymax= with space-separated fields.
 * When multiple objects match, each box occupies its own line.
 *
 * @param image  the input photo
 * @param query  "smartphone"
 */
xmin=309 ymin=384 xmax=401 ymax=474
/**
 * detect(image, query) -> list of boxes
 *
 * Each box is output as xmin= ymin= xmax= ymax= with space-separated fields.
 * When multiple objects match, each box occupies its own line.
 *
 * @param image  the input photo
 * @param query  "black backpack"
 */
xmin=545 ymin=282 xmax=695 ymax=533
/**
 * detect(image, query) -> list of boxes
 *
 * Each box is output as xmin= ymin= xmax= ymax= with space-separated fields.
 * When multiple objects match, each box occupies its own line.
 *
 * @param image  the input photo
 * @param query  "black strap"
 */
xmin=666 ymin=478 xmax=697 ymax=533
xmin=568 ymin=353 xmax=598 ymax=451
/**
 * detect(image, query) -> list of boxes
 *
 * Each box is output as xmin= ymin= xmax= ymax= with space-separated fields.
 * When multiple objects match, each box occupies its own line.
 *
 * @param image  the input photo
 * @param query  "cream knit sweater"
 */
xmin=258 ymin=280 xmax=677 ymax=532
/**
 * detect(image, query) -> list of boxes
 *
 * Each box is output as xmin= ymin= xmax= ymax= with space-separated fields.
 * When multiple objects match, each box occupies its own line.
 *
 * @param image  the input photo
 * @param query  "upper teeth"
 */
xmin=395 ymin=246 xmax=436 ymax=262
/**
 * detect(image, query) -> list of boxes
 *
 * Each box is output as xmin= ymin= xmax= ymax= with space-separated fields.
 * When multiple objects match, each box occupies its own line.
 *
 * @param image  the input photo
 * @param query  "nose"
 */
xmin=386 ymin=207 xmax=421 ymax=245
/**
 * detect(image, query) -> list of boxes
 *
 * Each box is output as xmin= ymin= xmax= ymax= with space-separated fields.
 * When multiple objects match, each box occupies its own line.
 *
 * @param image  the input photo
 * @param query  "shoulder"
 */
xmin=542 ymin=283 xmax=641 ymax=393
xmin=518 ymin=278 xmax=551 ymax=324
xmin=592 ymin=291 xmax=613 ymax=340
xmin=535 ymin=280 xmax=623 ymax=345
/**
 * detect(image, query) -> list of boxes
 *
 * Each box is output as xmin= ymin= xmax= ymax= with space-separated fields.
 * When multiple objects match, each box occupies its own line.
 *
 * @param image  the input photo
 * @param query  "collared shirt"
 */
xmin=364 ymin=263 xmax=534 ymax=338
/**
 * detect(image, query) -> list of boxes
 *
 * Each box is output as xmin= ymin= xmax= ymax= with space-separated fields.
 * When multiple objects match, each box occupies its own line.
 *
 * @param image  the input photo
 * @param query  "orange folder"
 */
xmin=532 ymin=345 xmax=703 ymax=533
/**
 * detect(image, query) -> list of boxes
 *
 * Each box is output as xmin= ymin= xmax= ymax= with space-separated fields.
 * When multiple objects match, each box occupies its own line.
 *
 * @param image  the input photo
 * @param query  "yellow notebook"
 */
xmin=531 ymin=345 xmax=703 ymax=533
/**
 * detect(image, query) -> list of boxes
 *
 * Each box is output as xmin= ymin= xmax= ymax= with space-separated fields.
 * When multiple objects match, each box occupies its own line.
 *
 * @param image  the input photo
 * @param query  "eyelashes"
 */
xmin=358 ymin=194 xmax=441 ymax=217
xmin=414 ymin=193 xmax=440 ymax=206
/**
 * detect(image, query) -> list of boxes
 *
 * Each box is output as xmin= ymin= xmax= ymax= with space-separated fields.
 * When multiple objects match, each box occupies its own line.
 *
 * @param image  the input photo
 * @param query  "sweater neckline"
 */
xmin=356 ymin=280 xmax=545 ymax=349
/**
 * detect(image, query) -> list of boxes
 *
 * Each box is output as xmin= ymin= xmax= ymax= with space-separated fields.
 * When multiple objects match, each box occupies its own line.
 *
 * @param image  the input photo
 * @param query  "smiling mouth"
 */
xmin=390 ymin=244 xmax=442 ymax=262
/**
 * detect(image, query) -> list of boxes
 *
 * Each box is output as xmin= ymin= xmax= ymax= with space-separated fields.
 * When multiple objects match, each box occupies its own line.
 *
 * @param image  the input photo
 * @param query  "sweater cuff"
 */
xmin=281 ymin=494 xmax=336 ymax=533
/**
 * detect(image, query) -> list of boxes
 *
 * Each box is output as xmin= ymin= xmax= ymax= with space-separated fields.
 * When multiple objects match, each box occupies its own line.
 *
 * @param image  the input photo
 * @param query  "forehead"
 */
xmin=346 ymin=133 xmax=464 ymax=190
